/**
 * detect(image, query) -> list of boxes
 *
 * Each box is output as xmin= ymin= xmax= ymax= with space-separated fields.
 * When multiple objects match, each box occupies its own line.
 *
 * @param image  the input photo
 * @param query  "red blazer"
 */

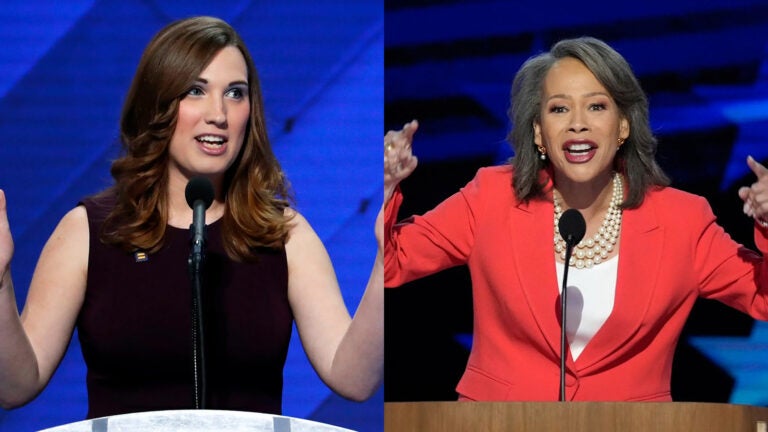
xmin=384 ymin=165 xmax=768 ymax=401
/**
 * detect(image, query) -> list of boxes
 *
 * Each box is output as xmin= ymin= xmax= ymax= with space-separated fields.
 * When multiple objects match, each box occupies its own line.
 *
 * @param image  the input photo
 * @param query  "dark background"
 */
xmin=384 ymin=0 xmax=768 ymax=405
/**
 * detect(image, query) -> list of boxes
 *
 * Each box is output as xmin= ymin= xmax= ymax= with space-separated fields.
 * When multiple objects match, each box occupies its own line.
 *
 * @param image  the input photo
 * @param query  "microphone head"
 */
xmin=558 ymin=208 xmax=586 ymax=246
xmin=185 ymin=176 xmax=215 ymax=210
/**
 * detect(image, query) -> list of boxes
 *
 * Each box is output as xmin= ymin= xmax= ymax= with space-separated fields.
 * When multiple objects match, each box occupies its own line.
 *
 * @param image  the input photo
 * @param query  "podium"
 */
xmin=384 ymin=401 xmax=768 ymax=432
xmin=38 ymin=409 xmax=355 ymax=432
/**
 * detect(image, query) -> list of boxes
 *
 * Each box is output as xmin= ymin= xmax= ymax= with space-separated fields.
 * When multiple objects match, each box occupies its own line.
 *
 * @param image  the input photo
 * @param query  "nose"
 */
xmin=568 ymin=107 xmax=589 ymax=133
xmin=205 ymin=97 xmax=227 ymax=127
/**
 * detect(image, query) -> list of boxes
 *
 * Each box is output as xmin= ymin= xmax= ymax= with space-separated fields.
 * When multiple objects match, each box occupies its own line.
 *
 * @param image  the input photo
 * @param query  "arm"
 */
xmin=0 ymin=191 xmax=88 ymax=408
xmin=383 ymin=120 xmax=483 ymax=287
xmin=279 ymin=120 xmax=420 ymax=401
xmin=285 ymin=210 xmax=382 ymax=401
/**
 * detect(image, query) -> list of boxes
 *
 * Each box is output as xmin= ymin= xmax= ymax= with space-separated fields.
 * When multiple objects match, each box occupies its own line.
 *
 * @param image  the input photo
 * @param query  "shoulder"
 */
xmin=458 ymin=164 xmax=525 ymax=210
xmin=40 ymin=205 xmax=90 ymax=265
xmin=59 ymin=205 xmax=88 ymax=230
xmin=641 ymin=186 xmax=715 ymax=225
xmin=283 ymin=207 xmax=307 ymax=229
xmin=645 ymin=186 xmax=710 ymax=211
xmin=282 ymin=208 xmax=331 ymax=272
xmin=462 ymin=164 xmax=514 ymax=194
xmin=283 ymin=208 xmax=316 ymax=246
xmin=79 ymin=189 xmax=117 ymax=223
xmin=474 ymin=164 xmax=513 ymax=182
xmin=57 ymin=206 xmax=90 ymax=238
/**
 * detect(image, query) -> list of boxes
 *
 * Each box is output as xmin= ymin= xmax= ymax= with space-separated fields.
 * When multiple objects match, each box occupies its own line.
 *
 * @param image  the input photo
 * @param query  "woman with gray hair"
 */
xmin=383 ymin=37 xmax=768 ymax=401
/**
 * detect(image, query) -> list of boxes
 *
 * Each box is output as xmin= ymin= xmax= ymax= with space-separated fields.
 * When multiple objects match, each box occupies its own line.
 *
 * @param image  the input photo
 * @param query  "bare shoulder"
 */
xmin=47 ymin=205 xmax=90 ymax=247
xmin=283 ymin=208 xmax=314 ymax=242
xmin=60 ymin=205 xmax=89 ymax=230
xmin=282 ymin=208 xmax=331 ymax=274
xmin=36 ymin=205 xmax=90 ymax=274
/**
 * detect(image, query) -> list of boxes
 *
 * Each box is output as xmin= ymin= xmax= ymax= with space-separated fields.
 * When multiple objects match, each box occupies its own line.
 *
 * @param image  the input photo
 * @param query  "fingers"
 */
xmin=384 ymin=120 xmax=418 ymax=152
xmin=740 ymin=160 xmax=768 ymax=222
xmin=401 ymin=119 xmax=419 ymax=143
xmin=738 ymin=186 xmax=750 ymax=201
xmin=741 ymin=187 xmax=760 ymax=218
xmin=384 ymin=152 xmax=418 ymax=183
xmin=384 ymin=119 xmax=419 ymax=178
xmin=748 ymin=155 xmax=768 ymax=180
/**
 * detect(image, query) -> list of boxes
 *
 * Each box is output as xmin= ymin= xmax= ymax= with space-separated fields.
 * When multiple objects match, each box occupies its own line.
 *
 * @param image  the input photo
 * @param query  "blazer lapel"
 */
xmin=512 ymin=197 xmax=566 ymax=362
xmin=576 ymin=195 xmax=663 ymax=371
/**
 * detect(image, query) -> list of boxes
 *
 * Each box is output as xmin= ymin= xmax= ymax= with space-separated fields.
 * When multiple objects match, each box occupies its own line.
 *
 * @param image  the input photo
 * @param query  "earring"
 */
xmin=537 ymin=145 xmax=547 ymax=161
xmin=617 ymin=138 xmax=625 ymax=146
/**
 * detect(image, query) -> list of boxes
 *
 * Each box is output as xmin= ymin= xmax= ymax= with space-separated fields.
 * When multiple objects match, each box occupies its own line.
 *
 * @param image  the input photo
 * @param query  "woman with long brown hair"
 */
xmin=0 ymin=16 xmax=382 ymax=418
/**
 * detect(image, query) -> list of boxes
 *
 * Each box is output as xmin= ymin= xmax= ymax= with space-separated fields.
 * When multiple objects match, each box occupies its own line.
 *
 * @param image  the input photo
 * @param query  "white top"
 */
xmin=555 ymin=255 xmax=618 ymax=361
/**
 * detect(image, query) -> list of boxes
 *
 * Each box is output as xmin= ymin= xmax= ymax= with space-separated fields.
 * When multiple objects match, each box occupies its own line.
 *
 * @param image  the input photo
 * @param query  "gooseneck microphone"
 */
xmin=185 ymin=176 xmax=214 ymax=410
xmin=557 ymin=208 xmax=586 ymax=402
xmin=186 ymin=176 xmax=215 ymax=265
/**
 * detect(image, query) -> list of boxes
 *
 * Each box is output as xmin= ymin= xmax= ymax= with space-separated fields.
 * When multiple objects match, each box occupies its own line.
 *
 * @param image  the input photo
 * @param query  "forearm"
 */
xmin=328 ymin=250 xmax=384 ymax=401
xmin=0 ymin=271 xmax=41 ymax=409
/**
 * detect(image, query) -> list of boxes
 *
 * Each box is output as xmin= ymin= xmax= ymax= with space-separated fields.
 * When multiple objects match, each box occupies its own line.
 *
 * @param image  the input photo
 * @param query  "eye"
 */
xmin=549 ymin=105 xmax=567 ymax=114
xmin=589 ymin=103 xmax=607 ymax=111
xmin=226 ymin=87 xmax=247 ymax=100
xmin=186 ymin=86 xmax=204 ymax=97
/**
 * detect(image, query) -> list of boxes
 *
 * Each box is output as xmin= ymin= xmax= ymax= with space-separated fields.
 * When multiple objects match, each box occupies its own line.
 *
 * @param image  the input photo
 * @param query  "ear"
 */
xmin=619 ymin=117 xmax=630 ymax=141
xmin=533 ymin=121 xmax=542 ymax=146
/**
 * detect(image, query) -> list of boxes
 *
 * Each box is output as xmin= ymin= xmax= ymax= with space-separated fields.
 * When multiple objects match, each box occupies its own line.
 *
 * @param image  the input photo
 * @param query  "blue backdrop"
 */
xmin=0 ymin=1 xmax=382 ymax=431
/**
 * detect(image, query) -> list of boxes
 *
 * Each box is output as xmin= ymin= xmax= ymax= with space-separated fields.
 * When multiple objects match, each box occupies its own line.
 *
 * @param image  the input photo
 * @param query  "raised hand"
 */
xmin=384 ymin=120 xmax=419 ymax=203
xmin=738 ymin=155 xmax=768 ymax=226
xmin=0 ymin=190 xmax=14 ymax=285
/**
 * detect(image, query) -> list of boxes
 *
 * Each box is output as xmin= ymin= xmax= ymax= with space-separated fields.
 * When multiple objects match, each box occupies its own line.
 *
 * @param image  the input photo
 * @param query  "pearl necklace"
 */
xmin=554 ymin=173 xmax=623 ymax=269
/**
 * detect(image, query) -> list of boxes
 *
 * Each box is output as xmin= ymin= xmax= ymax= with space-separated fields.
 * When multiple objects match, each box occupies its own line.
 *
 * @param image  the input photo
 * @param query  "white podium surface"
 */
xmin=38 ymin=409 xmax=356 ymax=432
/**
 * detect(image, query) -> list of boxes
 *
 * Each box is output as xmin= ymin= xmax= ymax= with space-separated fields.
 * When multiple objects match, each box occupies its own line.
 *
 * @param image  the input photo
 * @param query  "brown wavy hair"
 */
xmin=508 ymin=37 xmax=669 ymax=208
xmin=101 ymin=16 xmax=293 ymax=261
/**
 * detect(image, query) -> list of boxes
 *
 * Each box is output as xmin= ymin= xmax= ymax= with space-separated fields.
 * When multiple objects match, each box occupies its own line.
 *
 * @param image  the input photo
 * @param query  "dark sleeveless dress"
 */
xmin=77 ymin=194 xmax=293 ymax=418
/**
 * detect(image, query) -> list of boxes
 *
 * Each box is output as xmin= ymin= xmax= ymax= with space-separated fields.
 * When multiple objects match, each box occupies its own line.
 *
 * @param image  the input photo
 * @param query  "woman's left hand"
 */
xmin=738 ymin=156 xmax=768 ymax=226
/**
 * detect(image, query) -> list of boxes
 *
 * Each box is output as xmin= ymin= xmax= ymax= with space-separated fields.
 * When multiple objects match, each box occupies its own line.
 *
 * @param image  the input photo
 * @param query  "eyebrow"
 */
xmin=194 ymin=78 xmax=249 ymax=87
xmin=546 ymin=91 xmax=610 ymax=101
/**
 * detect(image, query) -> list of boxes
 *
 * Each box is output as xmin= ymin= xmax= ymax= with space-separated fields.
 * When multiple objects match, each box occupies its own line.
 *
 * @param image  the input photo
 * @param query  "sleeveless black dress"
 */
xmin=77 ymin=194 xmax=292 ymax=418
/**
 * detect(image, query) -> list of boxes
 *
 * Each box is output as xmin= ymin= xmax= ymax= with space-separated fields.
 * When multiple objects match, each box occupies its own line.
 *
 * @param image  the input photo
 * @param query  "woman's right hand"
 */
xmin=384 ymin=120 xmax=419 ymax=203
xmin=0 ymin=190 xmax=14 ymax=284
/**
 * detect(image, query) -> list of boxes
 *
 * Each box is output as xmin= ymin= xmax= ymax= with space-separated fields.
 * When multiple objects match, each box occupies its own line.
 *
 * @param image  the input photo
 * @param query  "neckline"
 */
xmin=166 ymin=217 xmax=222 ymax=232
xmin=555 ymin=253 xmax=619 ymax=270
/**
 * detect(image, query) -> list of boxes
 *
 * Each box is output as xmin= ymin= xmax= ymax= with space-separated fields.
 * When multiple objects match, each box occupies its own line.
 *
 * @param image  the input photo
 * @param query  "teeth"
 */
xmin=197 ymin=135 xmax=225 ymax=144
xmin=567 ymin=143 xmax=592 ymax=152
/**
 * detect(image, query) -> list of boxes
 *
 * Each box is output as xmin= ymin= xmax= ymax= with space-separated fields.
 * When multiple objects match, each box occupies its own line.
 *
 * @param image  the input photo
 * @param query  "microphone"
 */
xmin=557 ymin=208 xmax=585 ymax=402
xmin=559 ymin=209 xmax=586 ymax=249
xmin=185 ymin=176 xmax=215 ymax=263
xmin=184 ymin=175 xmax=214 ymax=410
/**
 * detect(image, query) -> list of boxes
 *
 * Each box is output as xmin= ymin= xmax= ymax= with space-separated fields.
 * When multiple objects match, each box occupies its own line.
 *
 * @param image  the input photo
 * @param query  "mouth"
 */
xmin=196 ymin=134 xmax=227 ymax=148
xmin=562 ymin=140 xmax=597 ymax=163
xmin=195 ymin=135 xmax=227 ymax=154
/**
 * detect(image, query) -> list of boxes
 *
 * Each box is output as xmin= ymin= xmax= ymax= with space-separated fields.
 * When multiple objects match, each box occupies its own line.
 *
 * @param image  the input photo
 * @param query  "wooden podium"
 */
xmin=385 ymin=401 xmax=768 ymax=432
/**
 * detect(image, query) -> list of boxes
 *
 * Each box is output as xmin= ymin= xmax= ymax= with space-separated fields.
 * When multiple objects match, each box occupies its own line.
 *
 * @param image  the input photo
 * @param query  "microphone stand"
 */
xmin=559 ymin=243 xmax=575 ymax=402
xmin=188 ymin=202 xmax=207 ymax=409
xmin=557 ymin=208 xmax=585 ymax=402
